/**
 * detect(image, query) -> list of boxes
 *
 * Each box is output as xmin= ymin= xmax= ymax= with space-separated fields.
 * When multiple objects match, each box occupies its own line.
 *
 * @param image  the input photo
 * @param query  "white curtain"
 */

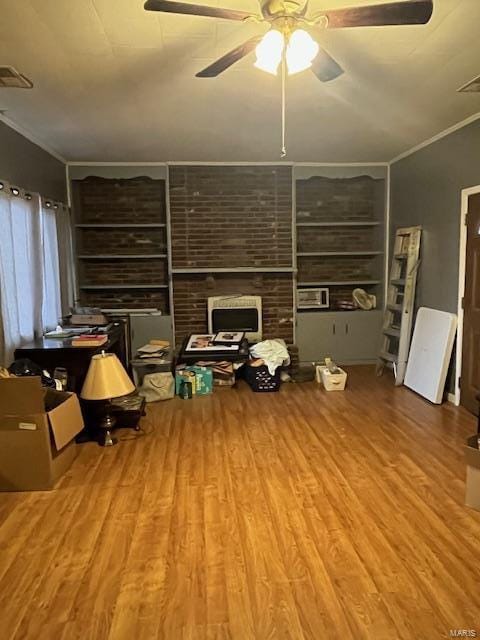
xmin=41 ymin=204 xmax=62 ymax=330
xmin=0 ymin=181 xmax=73 ymax=366
xmin=0 ymin=183 xmax=44 ymax=365
xmin=54 ymin=203 xmax=75 ymax=317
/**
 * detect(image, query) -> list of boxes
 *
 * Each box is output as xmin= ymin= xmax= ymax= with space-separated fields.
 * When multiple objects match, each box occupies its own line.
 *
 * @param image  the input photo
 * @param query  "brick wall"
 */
xmin=77 ymin=228 xmax=166 ymax=256
xmin=169 ymin=165 xmax=292 ymax=268
xmin=297 ymin=255 xmax=381 ymax=283
xmin=296 ymin=175 xmax=383 ymax=222
xmin=296 ymin=175 xmax=384 ymax=300
xmin=73 ymin=176 xmax=166 ymax=224
xmin=297 ymin=227 xmax=376 ymax=253
xmin=81 ymin=289 xmax=169 ymax=312
xmin=79 ymin=259 xmax=167 ymax=285
xmin=173 ymin=274 xmax=294 ymax=345
xmin=169 ymin=165 xmax=294 ymax=345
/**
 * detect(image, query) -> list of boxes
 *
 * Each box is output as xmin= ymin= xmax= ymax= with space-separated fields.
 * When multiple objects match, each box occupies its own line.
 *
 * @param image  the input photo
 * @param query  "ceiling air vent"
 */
xmin=0 ymin=66 xmax=33 ymax=89
xmin=458 ymin=74 xmax=480 ymax=93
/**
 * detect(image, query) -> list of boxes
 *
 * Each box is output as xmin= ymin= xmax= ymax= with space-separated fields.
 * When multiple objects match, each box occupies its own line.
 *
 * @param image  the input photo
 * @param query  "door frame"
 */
xmin=455 ymin=184 xmax=480 ymax=406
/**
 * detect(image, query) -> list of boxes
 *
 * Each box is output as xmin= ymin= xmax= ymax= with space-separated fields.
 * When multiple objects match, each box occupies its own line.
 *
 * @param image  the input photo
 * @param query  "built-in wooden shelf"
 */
xmin=78 ymin=254 xmax=167 ymax=259
xmin=101 ymin=307 xmax=160 ymax=314
xmin=296 ymin=221 xmax=381 ymax=227
xmin=75 ymin=223 xmax=166 ymax=229
xmin=297 ymin=251 xmax=383 ymax=257
xmin=297 ymin=280 xmax=382 ymax=287
xmin=80 ymin=284 xmax=169 ymax=290
xmin=171 ymin=267 xmax=295 ymax=274
xmin=297 ymin=308 xmax=382 ymax=315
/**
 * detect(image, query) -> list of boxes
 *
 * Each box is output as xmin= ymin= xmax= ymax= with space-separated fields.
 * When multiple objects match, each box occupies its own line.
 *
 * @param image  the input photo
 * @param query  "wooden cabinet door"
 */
xmin=341 ymin=311 xmax=383 ymax=363
xmin=296 ymin=313 xmax=337 ymax=362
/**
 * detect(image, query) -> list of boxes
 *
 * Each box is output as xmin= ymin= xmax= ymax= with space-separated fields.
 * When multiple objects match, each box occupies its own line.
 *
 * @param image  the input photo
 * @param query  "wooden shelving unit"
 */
xmin=294 ymin=170 xmax=387 ymax=365
xmin=295 ymin=172 xmax=386 ymax=312
xmin=71 ymin=176 xmax=170 ymax=313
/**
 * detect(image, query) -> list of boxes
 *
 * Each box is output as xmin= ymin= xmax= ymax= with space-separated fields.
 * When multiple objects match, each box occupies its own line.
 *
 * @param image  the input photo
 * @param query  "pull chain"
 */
xmin=281 ymin=50 xmax=286 ymax=158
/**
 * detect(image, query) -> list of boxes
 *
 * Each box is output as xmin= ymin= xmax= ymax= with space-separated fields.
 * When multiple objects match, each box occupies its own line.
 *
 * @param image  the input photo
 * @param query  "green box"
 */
xmin=189 ymin=366 xmax=213 ymax=395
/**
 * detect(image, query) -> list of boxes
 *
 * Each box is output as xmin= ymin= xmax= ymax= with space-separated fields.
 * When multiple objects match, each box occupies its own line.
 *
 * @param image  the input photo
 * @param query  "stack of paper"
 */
xmin=137 ymin=343 xmax=169 ymax=359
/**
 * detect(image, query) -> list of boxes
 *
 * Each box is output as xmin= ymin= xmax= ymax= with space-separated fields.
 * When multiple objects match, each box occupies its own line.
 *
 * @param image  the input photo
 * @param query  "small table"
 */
xmin=177 ymin=336 xmax=250 ymax=365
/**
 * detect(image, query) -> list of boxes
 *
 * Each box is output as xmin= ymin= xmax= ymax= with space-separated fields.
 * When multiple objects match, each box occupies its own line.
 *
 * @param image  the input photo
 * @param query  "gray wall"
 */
xmin=390 ymin=118 xmax=480 ymax=314
xmin=0 ymin=120 xmax=66 ymax=201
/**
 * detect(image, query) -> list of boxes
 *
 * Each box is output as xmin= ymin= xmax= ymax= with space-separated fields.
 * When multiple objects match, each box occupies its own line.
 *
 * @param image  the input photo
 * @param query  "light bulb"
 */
xmin=286 ymin=29 xmax=319 ymax=75
xmin=254 ymin=29 xmax=285 ymax=76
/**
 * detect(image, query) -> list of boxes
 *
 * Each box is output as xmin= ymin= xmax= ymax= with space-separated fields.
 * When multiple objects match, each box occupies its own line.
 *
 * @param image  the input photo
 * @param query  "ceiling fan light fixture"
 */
xmin=254 ymin=29 xmax=285 ymax=75
xmin=286 ymin=29 xmax=319 ymax=75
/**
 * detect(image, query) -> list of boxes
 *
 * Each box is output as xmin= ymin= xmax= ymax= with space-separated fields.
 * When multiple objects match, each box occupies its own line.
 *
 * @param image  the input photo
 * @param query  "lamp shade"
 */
xmin=81 ymin=352 xmax=135 ymax=401
xmin=254 ymin=29 xmax=284 ymax=75
xmin=286 ymin=29 xmax=319 ymax=75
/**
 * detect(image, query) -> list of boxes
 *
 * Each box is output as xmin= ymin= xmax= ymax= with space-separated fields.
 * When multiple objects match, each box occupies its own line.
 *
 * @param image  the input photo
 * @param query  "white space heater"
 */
xmin=207 ymin=296 xmax=262 ymax=343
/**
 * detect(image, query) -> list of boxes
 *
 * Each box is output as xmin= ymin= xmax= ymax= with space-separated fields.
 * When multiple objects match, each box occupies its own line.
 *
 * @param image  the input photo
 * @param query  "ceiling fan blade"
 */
xmin=144 ymin=0 xmax=254 ymax=21
xmin=196 ymin=36 xmax=262 ymax=77
xmin=314 ymin=0 xmax=433 ymax=29
xmin=311 ymin=48 xmax=344 ymax=82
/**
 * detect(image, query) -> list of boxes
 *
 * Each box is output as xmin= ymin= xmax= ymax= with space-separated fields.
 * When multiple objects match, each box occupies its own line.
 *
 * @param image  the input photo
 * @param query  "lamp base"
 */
xmin=99 ymin=412 xmax=118 ymax=447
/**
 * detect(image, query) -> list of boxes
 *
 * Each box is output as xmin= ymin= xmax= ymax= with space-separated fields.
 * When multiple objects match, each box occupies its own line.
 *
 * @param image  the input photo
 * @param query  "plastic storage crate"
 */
xmin=244 ymin=363 xmax=281 ymax=392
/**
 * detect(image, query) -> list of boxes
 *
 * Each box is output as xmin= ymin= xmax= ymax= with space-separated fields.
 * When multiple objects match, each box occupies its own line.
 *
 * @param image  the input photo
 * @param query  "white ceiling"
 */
xmin=0 ymin=0 xmax=479 ymax=162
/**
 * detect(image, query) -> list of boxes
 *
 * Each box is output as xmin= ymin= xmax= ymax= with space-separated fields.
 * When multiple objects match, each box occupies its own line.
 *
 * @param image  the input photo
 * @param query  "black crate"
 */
xmin=244 ymin=364 xmax=281 ymax=392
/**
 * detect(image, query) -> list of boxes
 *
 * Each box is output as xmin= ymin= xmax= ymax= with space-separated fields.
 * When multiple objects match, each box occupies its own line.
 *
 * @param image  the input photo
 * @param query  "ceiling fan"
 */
xmin=144 ymin=0 xmax=434 ymax=82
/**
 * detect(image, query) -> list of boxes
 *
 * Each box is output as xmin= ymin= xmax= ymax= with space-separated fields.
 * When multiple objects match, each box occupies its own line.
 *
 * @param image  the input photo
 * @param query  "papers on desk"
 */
xmin=44 ymin=326 xmax=88 ymax=338
xmin=44 ymin=323 xmax=115 ymax=339
xmin=137 ymin=344 xmax=164 ymax=355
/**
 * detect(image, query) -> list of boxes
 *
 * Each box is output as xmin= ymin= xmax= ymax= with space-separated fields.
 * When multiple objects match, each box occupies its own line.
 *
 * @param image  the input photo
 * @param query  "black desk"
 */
xmin=14 ymin=324 xmax=126 ymax=394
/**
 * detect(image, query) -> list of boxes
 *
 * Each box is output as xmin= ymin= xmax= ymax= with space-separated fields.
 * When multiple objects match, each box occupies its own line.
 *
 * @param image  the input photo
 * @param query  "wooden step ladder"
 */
xmin=376 ymin=226 xmax=422 ymax=385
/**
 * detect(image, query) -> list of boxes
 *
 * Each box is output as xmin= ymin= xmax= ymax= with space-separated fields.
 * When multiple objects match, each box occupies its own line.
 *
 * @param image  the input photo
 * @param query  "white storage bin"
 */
xmin=316 ymin=365 xmax=347 ymax=391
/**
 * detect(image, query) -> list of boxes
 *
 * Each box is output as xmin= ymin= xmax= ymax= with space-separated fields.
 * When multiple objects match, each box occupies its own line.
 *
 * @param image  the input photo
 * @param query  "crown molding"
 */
xmin=67 ymin=160 xmax=390 ymax=167
xmin=389 ymin=111 xmax=480 ymax=165
xmin=0 ymin=112 xmax=66 ymax=164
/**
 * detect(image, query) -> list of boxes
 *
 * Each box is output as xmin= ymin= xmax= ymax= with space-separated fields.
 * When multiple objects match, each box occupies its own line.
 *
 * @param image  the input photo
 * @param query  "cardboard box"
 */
xmin=0 ymin=377 xmax=84 ymax=491
xmin=465 ymin=435 xmax=480 ymax=511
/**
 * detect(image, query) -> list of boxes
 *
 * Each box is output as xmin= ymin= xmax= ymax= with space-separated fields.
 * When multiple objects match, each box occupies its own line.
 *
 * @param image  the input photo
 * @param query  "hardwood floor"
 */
xmin=0 ymin=366 xmax=479 ymax=639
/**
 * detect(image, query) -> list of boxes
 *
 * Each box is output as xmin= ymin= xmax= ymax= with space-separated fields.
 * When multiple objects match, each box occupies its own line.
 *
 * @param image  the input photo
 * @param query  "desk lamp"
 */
xmin=81 ymin=352 xmax=135 ymax=446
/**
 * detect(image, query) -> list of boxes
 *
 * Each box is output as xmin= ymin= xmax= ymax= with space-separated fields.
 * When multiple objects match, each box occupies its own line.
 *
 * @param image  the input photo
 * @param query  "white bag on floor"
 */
xmin=138 ymin=372 xmax=174 ymax=402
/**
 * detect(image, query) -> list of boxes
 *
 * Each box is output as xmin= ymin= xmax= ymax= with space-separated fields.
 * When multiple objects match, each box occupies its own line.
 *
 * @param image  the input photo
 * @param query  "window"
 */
xmin=0 ymin=183 xmax=65 ymax=365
